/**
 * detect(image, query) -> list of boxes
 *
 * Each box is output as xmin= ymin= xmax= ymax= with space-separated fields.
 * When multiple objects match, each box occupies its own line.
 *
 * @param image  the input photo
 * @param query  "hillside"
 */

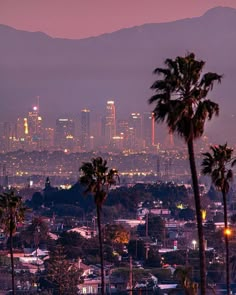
xmin=0 ymin=6 xmax=236 ymax=141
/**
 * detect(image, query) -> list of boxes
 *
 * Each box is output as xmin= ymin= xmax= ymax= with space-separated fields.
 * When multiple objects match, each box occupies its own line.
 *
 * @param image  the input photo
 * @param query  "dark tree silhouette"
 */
xmin=0 ymin=191 xmax=26 ymax=295
xmin=79 ymin=156 xmax=119 ymax=295
xmin=44 ymin=244 xmax=81 ymax=295
xmin=202 ymin=143 xmax=236 ymax=295
xmin=149 ymin=52 xmax=222 ymax=295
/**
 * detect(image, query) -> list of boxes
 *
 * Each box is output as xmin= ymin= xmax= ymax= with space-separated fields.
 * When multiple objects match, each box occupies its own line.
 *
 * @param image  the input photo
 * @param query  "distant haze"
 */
xmin=1 ymin=6 xmax=236 ymax=143
xmin=1 ymin=0 xmax=236 ymax=39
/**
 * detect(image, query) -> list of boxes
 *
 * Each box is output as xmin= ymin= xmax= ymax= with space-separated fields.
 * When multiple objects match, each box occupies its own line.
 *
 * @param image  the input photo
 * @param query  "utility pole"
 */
xmin=145 ymin=213 xmax=148 ymax=238
xmin=145 ymin=243 xmax=150 ymax=260
xmin=163 ymin=226 xmax=166 ymax=248
xmin=129 ymin=256 xmax=133 ymax=295
xmin=185 ymin=248 xmax=189 ymax=266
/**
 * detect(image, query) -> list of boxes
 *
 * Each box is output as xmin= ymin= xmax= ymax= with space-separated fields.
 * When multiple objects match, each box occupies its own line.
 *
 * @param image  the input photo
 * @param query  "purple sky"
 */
xmin=1 ymin=0 xmax=236 ymax=39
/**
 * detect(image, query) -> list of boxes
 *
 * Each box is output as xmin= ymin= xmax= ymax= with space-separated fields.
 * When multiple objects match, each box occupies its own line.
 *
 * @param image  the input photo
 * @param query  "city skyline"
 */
xmin=0 ymin=3 xmax=236 ymax=294
xmin=1 ymin=6 xmax=236 ymax=144
xmin=0 ymin=99 xmax=160 ymax=153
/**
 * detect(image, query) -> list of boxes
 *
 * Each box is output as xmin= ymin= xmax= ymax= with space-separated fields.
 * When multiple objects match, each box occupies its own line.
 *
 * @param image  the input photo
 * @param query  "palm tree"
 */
xmin=230 ymin=255 xmax=236 ymax=283
xmin=0 ymin=190 xmax=26 ymax=295
xmin=149 ymin=52 xmax=222 ymax=295
xmin=79 ymin=157 xmax=119 ymax=295
xmin=202 ymin=143 xmax=236 ymax=295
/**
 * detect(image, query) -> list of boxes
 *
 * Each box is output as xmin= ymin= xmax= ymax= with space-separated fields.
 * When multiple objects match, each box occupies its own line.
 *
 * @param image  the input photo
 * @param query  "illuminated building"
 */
xmin=126 ymin=127 xmax=136 ymax=151
xmin=80 ymin=109 xmax=90 ymax=151
xmin=129 ymin=112 xmax=143 ymax=151
xmin=27 ymin=106 xmax=43 ymax=149
xmin=117 ymin=120 xmax=129 ymax=149
xmin=55 ymin=118 xmax=75 ymax=151
xmin=105 ymin=100 xmax=116 ymax=145
xmin=111 ymin=135 xmax=124 ymax=151
xmin=16 ymin=117 xmax=28 ymax=150
xmin=17 ymin=117 xmax=26 ymax=139
xmin=1 ymin=122 xmax=17 ymax=152
xmin=142 ymin=112 xmax=155 ymax=148
xmin=44 ymin=127 xmax=54 ymax=150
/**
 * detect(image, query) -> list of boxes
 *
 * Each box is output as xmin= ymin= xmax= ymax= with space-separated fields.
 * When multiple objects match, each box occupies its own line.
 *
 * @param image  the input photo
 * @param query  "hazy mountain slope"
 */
xmin=0 ymin=6 xmax=236 ymax=141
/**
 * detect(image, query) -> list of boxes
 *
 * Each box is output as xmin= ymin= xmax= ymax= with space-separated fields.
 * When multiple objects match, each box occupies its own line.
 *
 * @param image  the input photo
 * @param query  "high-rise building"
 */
xmin=44 ymin=127 xmax=54 ymax=150
xmin=16 ymin=117 xmax=28 ymax=150
xmin=27 ymin=106 xmax=43 ymax=149
xmin=80 ymin=109 xmax=90 ymax=151
xmin=105 ymin=100 xmax=116 ymax=145
xmin=142 ymin=112 xmax=155 ymax=148
xmin=126 ymin=127 xmax=136 ymax=151
xmin=0 ymin=122 xmax=17 ymax=152
xmin=117 ymin=120 xmax=129 ymax=149
xmin=55 ymin=118 xmax=75 ymax=151
xmin=129 ymin=112 xmax=143 ymax=151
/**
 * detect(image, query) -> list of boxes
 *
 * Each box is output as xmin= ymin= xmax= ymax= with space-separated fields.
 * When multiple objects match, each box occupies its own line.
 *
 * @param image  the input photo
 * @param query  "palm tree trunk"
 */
xmin=96 ymin=204 xmax=105 ymax=295
xmin=187 ymin=139 xmax=206 ymax=295
xmin=10 ymin=228 xmax=15 ymax=295
xmin=222 ymin=189 xmax=230 ymax=295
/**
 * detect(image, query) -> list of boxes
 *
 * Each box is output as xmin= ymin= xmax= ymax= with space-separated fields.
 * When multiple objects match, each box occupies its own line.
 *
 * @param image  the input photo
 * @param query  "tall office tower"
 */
xmin=44 ymin=127 xmax=54 ymax=150
xmin=80 ymin=109 xmax=90 ymax=151
xmin=16 ymin=117 xmax=28 ymax=150
xmin=117 ymin=120 xmax=129 ymax=134
xmin=105 ymin=100 xmax=116 ymax=145
xmin=126 ymin=127 xmax=136 ymax=151
xmin=54 ymin=118 xmax=75 ymax=151
xmin=142 ymin=112 xmax=155 ymax=148
xmin=129 ymin=112 xmax=143 ymax=151
xmin=27 ymin=106 xmax=43 ymax=149
xmin=16 ymin=117 xmax=25 ymax=139
xmin=1 ymin=122 xmax=17 ymax=152
xmin=117 ymin=120 xmax=129 ymax=149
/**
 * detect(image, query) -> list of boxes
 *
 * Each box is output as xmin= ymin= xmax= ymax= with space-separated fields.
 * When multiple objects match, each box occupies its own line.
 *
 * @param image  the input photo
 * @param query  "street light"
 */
xmin=34 ymin=225 xmax=40 ymax=292
xmin=224 ymin=228 xmax=232 ymax=236
xmin=192 ymin=240 xmax=197 ymax=250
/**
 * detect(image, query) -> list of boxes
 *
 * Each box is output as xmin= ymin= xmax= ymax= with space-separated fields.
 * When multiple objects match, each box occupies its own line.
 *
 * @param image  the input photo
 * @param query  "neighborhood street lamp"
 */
xmin=192 ymin=240 xmax=197 ymax=250
xmin=224 ymin=228 xmax=232 ymax=237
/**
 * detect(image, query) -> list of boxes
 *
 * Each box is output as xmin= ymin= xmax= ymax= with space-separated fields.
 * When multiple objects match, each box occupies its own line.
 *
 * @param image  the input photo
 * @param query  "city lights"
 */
xmin=192 ymin=240 xmax=197 ymax=250
xmin=224 ymin=228 xmax=232 ymax=236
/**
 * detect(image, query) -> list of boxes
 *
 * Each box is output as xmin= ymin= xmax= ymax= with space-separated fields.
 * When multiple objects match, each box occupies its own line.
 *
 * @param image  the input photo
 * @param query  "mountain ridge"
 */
xmin=0 ymin=6 xmax=236 ymax=142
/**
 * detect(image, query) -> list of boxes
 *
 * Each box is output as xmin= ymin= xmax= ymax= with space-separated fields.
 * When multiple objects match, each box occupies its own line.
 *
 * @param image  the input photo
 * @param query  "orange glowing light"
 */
xmin=224 ymin=228 xmax=232 ymax=236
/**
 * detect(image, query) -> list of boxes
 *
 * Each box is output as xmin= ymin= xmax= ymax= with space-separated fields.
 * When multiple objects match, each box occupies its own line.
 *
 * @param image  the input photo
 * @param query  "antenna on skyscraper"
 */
xmin=37 ymin=96 xmax=40 ymax=112
xmin=3 ymin=164 xmax=8 ymax=188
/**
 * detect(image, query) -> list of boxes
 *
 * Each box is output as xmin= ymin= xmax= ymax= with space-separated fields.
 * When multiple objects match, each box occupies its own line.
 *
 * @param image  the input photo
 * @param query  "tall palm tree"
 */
xmin=230 ymin=255 xmax=236 ymax=283
xmin=202 ymin=143 xmax=236 ymax=295
xmin=149 ymin=52 xmax=222 ymax=295
xmin=0 ymin=190 xmax=26 ymax=295
xmin=79 ymin=157 xmax=119 ymax=295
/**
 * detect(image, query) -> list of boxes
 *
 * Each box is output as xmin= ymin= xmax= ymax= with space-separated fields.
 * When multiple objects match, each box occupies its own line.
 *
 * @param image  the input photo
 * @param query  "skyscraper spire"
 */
xmin=36 ymin=96 xmax=40 ymax=113
xmin=105 ymin=100 xmax=116 ymax=145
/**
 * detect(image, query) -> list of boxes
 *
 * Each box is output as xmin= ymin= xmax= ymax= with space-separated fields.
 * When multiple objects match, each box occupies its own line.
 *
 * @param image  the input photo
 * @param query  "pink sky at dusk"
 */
xmin=1 ymin=0 xmax=236 ymax=39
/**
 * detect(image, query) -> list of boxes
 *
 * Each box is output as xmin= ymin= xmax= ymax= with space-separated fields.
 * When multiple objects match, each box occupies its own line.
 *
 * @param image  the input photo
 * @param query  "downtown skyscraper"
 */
xmin=104 ymin=100 xmax=116 ymax=145
xmin=27 ymin=105 xmax=43 ymax=148
xmin=80 ymin=109 xmax=90 ymax=151
xmin=54 ymin=118 xmax=75 ymax=151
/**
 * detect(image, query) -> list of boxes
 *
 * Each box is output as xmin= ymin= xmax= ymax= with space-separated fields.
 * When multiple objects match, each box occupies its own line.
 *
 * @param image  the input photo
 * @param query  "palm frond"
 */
xmin=200 ymin=72 xmax=222 ymax=90
xmin=149 ymin=52 xmax=221 ymax=142
xmin=79 ymin=157 xmax=119 ymax=207
xmin=202 ymin=143 xmax=235 ymax=195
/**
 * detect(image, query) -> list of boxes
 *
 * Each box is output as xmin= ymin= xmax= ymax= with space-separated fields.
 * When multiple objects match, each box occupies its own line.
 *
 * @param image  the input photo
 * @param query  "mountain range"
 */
xmin=0 ymin=6 xmax=236 ymax=142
